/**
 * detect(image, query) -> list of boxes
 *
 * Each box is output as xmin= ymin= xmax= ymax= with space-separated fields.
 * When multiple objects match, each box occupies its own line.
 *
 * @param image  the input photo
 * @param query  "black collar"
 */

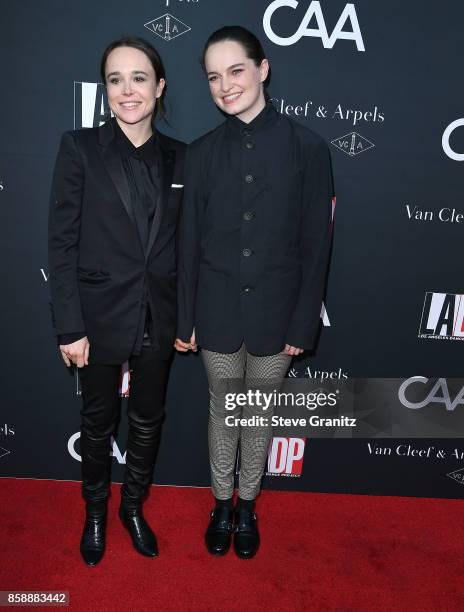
xmin=98 ymin=117 xmax=175 ymax=160
xmin=114 ymin=120 xmax=156 ymax=166
xmin=98 ymin=117 xmax=175 ymax=162
xmin=227 ymin=102 xmax=278 ymax=135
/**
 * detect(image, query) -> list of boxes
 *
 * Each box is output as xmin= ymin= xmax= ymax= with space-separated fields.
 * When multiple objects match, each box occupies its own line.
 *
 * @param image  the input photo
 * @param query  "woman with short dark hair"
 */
xmin=49 ymin=36 xmax=185 ymax=566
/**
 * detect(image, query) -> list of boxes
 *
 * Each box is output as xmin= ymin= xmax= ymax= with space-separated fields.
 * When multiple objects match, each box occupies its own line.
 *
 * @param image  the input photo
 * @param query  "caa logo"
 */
xmin=266 ymin=437 xmax=306 ymax=476
xmin=68 ymin=432 xmax=127 ymax=463
xmin=419 ymin=292 xmax=464 ymax=341
xmin=263 ymin=1 xmax=365 ymax=50
xmin=74 ymin=82 xmax=111 ymax=129
xmin=399 ymin=377 xmax=464 ymax=412
xmin=442 ymin=119 xmax=464 ymax=161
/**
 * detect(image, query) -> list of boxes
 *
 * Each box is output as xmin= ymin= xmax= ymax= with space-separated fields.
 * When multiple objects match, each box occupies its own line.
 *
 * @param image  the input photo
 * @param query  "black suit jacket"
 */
xmin=177 ymin=106 xmax=333 ymax=355
xmin=48 ymin=118 xmax=186 ymax=364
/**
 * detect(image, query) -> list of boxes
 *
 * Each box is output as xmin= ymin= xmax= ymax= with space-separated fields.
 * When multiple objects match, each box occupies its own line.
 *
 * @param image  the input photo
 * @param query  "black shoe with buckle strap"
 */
xmin=233 ymin=508 xmax=260 ymax=559
xmin=205 ymin=506 xmax=234 ymax=556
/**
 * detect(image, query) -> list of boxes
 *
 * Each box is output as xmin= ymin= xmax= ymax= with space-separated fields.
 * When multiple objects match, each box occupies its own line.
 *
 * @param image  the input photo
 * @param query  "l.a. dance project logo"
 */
xmin=236 ymin=437 xmax=306 ymax=477
xmin=263 ymin=1 xmax=365 ymax=50
xmin=74 ymin=82 xmax=110 ymax=129
xmin=419 ymin=292 xmax=464 ymax=341
xmin=266 ymin=437 xmax=306 ymax=477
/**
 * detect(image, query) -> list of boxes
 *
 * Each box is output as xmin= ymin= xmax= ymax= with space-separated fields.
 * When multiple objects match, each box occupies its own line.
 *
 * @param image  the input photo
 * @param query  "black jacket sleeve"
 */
xmin=285 ymin=139 xmax=333 ymax=349
xmin=48 ymin=132 xmax=85 ymax=336
xmin=176 ymin=145 xmax=203 ymax=342
xmin=58 ymin=332 xmax=86 ymax=346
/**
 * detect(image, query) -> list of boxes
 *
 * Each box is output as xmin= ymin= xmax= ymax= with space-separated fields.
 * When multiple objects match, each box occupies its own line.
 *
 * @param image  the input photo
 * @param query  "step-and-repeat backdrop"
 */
xmin=1 ymin=0 xmax=463 ymax=498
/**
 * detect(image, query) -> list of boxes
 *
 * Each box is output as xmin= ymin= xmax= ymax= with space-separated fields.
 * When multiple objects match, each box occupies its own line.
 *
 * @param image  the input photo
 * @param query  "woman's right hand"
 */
xmin=59 ymin=336 xmax=90 ymax=368
xmin=174 ymin=329 xmax=197 ymax=353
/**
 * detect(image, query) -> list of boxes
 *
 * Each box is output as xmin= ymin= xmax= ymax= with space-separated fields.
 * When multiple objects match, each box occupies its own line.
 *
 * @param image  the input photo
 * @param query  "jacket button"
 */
xmin=242 ymin=248 xmax=252 ymax=257
xmin=245 ymin=174 xmax=254 ymax=183
xmin=243 ymin=211 xmax=254 ymax=221
xmin=245 ymin=141 xmax=254 ymax=150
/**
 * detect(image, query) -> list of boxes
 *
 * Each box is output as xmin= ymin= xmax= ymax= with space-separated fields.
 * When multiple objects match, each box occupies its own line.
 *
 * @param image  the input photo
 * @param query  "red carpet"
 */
xmin=1 ymin=479 xmax=463 ymax=611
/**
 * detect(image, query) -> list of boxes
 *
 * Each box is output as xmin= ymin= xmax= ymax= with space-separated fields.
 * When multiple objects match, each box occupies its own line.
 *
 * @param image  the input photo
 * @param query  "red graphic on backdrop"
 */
xmin=267 ymin=437 xmax=306 ymax=477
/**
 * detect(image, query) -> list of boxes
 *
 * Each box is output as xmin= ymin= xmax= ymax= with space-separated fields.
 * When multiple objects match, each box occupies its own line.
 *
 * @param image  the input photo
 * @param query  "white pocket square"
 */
xmin=171 ymin=184 xmax=184 ymax=188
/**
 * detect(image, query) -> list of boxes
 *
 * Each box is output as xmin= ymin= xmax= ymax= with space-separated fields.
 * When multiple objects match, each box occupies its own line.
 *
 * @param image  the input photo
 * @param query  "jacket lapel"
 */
xmin=145 ymin=133 xmax=176 ymax=258
xmin=97 ymin=119 xmax=134 ymax=224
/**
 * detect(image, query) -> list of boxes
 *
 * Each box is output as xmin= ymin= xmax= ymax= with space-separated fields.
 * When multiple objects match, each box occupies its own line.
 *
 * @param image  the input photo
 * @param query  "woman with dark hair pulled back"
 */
xmin=176 ymin=26 xmax=333 ymax=559
xmin=49 ymin=36 xmax=186 ymax=565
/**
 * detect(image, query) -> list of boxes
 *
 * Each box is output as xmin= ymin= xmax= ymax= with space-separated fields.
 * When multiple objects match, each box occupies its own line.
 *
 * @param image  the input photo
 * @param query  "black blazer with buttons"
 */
xmin=177 ymin=104 xmax=333 ymax=356
xmin=48 ymin=118 xmax=186 ymax=364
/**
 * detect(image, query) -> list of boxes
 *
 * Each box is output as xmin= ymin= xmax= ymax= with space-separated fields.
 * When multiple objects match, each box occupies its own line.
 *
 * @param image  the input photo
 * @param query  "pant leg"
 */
xmin=238 ymin=350 xmax=292 ymax=500
xmin=79 ymin=363 xmax=121 ymax=503
xmin=121 ymin=346 xmax=172 ymax=507
xmin=201 ymin=343 xmax=247 ymax=500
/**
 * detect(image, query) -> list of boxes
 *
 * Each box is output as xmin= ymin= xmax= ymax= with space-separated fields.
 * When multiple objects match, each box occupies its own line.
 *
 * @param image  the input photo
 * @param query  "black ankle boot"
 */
xmin=233 ymin=508 xmax=260 ymax=559
xmin=80 ymin=503 xmax=107 ymax=566
xmin=205 ymin=506 xmax=234 ymax=556
xmin=119 ymin=505 xmax=158 ymax=557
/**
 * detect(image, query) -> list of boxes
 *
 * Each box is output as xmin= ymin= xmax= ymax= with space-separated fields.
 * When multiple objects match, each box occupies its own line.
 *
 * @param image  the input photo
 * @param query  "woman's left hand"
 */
xmin=284 ymin=344 xmax=304 ymax=356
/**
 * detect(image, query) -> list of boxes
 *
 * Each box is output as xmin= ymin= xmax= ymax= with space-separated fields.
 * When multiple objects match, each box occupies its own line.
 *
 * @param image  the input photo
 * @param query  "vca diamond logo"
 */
xmin=331 ymin=131 xmax=374 ymax=157
xmin=0 ymin=446 xmax=11 ymax=460
xmin=446 ymin=467 xmax=464 ymax=485
xmin=144 ymin=14 xmax=191 ymax=41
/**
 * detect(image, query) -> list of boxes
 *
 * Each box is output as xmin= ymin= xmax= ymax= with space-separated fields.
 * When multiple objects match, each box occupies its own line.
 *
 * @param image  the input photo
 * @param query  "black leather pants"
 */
xmin=78 ymin=346 xmax=172 ymax=509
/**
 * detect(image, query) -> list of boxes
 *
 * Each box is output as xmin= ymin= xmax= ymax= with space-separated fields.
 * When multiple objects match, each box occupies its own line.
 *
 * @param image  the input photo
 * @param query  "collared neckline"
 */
xmin=227 ymin=101 xmax=278 ymax=136
xmin=114 ymin=120 xmax=156 ymax=165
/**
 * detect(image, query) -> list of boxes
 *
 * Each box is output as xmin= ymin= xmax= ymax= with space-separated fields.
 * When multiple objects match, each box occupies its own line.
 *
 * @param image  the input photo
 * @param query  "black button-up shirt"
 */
xmin=178 ymin=102 xmax=333 ymax=355
xmin=115 ymin=121 xmax=159 ymax=251
xmin=115 ymin=123 xmax=160 ymax=354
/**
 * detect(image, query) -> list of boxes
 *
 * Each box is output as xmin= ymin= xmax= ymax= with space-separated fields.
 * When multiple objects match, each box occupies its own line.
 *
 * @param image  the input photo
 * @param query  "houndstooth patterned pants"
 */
xmin=201 ymin=343 xmax=291 ymax=500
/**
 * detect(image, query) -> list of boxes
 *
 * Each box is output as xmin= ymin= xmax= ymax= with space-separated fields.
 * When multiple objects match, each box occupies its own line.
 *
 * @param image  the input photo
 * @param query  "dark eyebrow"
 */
xmin=207 ymin=63 xmax=245 ymax=76
xmin=106 ymin=70 xmax=149 ymax=77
